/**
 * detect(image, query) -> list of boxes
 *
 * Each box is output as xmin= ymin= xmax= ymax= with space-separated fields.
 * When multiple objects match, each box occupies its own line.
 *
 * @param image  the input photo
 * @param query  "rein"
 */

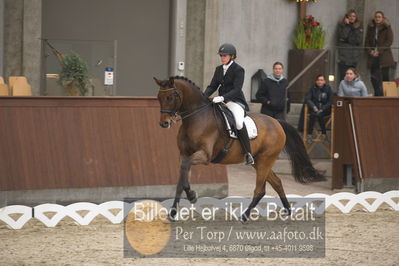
xmin=158 ymin=80 xmax=231 ymax=163
xmin=176 ymin=103 xmax=212 ymax=122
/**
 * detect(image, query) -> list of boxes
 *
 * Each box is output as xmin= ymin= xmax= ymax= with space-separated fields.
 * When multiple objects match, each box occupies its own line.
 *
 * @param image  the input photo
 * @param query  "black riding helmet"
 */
xmin=218 ymin=43 xmax=237 ymax=58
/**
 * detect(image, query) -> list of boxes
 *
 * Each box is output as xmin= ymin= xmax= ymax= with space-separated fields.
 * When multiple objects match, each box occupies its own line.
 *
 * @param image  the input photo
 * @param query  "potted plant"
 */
xmin=288 ymin=15 xmax=328 ymax=103
xmin=58 ymin=53 xmax=91 ymax=96
xmin=294 ymin=15 xmax=325 ymax=49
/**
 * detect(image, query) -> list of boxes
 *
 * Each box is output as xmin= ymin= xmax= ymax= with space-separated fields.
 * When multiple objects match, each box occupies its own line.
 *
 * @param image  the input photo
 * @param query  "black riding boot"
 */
xmin=237 ymin=125 xmax=255 ymax=165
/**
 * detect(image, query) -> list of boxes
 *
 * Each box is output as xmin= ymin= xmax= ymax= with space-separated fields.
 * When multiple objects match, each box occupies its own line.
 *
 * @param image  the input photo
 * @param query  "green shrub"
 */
xmin=58 ymin=53 xmax=91 ymax=96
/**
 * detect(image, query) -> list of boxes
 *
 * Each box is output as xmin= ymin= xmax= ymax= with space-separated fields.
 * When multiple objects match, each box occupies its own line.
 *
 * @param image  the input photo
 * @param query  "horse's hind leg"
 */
xmin=241 ymin=150 xmax=293 ymax=223
xmin=268 ymin=171 xmax=291 ymax=215
xmin=240 ymin=155 xmax=276 ymax=223
xmin=240 ymin=170 xmax=267 ymax=223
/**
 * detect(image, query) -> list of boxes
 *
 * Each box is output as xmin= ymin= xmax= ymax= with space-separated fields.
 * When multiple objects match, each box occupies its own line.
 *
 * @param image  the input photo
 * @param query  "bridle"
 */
xmin=158 ymin=86 xmax=211 ymax=123
xmin=159 ymin=86 xmax=181 ymax=116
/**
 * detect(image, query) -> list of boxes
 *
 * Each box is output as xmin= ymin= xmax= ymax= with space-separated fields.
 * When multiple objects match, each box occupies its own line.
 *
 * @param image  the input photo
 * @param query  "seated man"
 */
xmin=305 ymin=75 xmax=333 ymax=140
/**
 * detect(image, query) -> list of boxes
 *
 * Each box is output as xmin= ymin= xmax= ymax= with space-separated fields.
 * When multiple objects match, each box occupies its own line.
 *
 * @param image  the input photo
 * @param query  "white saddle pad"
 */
xmin=221 ymin=113 xmax=258 ymax=139
xmin=243 ymin=116 xmax=258 ymax=139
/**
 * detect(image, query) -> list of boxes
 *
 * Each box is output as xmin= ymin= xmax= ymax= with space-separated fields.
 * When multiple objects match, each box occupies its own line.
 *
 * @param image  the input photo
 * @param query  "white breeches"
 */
xmin=225 ymin=101 xmax=245 ymax=130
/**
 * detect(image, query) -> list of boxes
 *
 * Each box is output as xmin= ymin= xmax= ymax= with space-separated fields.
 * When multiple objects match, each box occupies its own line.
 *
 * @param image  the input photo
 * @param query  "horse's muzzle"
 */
xmin=160 ymin=121 xmax=171 ymax=128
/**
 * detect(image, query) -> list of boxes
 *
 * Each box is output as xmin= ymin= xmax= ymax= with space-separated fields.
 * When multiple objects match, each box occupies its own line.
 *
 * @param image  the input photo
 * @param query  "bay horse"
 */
xmin=154 ymin=76 xmax=324 ymax=222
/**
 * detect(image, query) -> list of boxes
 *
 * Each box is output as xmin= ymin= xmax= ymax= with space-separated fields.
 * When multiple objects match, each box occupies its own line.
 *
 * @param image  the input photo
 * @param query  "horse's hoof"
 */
xmin=187 ymin=191 xmax=197 ymax=204
xmin=169 ymin=208 xmax=177 ymax=221
xmin=239 ymin=214 xmax=249 ymax=224
xmin=282 ymin=208 xmax=291 ymax=217
xmin=168 ymin=216 xmax=177 ymax=222
xmin=190 ymin=197 xmax=197 ymax=204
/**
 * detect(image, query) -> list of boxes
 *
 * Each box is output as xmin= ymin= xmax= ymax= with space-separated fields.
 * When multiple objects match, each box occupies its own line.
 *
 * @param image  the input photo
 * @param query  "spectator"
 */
xmin=256 ymin=62 xmax=290 ymax=120
xmin=337 ymin=9 xmax=363 ymax=81
xmin=365 ymin=11 xmax=395 ymax=96
xmin=305 ymin=75 xmax=333 ymax=138
xmin=338 ymin=67 xmax=368 ymax=96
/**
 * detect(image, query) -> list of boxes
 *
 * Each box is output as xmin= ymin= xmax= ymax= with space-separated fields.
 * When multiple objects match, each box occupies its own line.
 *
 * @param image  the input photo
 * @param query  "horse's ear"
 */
xmin=153 ymin=77 xmax=162 ymax=86
xmin=168 ymin=77 xmax=174 ymax=87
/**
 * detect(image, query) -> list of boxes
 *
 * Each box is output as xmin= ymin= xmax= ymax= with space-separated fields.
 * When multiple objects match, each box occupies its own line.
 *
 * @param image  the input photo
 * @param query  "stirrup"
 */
xmin=245 ymin=153 xmax=255 ymax=165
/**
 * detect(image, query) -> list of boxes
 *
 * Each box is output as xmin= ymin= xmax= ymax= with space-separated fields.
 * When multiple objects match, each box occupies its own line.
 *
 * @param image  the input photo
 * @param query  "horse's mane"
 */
xmin=170 ymin=76 xmax=202 ymax=91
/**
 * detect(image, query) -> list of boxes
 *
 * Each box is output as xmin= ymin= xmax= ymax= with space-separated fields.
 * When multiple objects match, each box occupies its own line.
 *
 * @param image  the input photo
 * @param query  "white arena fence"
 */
xmin=0 ymin=191 xmax=398 ymax=229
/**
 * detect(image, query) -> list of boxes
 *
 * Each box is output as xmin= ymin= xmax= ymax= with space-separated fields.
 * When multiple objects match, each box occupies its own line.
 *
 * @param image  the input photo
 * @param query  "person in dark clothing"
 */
xmin=255 ymin=62 xmax=290 ymax=120
xmin=204 ymin=43 xmax=254 ymax=165
xmin=337 ymin=9 xmax=363 ymax=81
xmin=305 ymin=75 xmax=333 ymax=139
xmin=365 ymin=11 xmax=395 ymax=96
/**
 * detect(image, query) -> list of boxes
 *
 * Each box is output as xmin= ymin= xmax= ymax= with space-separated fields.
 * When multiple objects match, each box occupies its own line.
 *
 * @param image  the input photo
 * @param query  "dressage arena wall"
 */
xmin=0 ymin=97 xmax=228 ymax=206
xmin=1 ymin=191 xmax=399 ymax=229
xmin=332 ymin=97 xmax=399 ymax=191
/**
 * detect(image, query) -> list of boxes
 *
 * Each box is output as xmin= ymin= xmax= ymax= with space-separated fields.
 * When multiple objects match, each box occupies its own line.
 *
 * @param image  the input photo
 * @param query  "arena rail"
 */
xmin=0 ymin=191 xmax=398 ymax=229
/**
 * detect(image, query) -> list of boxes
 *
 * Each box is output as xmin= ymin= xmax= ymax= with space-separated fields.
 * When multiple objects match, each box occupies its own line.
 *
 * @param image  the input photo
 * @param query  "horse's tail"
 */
xmin=278 ymin=119 xmax=325 ymax=183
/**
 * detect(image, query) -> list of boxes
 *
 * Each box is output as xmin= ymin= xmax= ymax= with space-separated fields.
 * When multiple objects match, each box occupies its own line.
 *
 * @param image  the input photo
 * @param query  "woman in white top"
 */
xmin=338 ymin=67 xmax=368 ymax=96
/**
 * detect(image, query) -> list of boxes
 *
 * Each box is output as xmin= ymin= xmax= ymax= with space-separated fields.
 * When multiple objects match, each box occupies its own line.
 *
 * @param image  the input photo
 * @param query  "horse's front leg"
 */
xmin=170 ymin=150 xmax=210 ymax=220
xmin=169 ymin=158 xmax=191 ymax=219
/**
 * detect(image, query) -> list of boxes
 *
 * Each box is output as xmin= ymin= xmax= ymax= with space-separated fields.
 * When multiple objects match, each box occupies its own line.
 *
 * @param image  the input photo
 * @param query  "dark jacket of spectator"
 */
xmin=305 ymin=84 xmax=333 ymax=114
xmin=256 ymin=74 xmax=290 ymax=115
xmin=337 ymin=19 xmax=363 ymax=66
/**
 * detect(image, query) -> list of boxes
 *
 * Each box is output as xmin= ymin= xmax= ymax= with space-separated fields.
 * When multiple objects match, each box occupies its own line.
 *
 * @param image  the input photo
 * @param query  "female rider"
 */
xmin=204 ymin=43 xmax=254 ymax=165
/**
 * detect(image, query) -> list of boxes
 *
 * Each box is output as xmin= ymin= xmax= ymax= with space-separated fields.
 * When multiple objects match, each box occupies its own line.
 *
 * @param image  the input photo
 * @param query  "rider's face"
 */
xmin=220 ymin=54 xmax=232 ymax=65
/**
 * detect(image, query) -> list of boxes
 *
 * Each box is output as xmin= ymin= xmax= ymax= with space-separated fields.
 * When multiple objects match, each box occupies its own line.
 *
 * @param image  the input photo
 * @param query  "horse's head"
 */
xmin=154 ymin=77 xmax=182 ymax=128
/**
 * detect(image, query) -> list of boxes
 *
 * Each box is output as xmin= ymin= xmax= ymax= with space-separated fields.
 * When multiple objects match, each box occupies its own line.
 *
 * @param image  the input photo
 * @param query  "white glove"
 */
xmin=212 ymin=96 xmax=224 ymax=103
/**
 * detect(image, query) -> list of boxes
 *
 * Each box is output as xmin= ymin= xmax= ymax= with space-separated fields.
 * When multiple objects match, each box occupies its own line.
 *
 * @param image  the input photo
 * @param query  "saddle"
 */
xmin=216 ymin=104 xmax=258 ymax=139
xmin=210 ymin=104 xmax=258 ymax=164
